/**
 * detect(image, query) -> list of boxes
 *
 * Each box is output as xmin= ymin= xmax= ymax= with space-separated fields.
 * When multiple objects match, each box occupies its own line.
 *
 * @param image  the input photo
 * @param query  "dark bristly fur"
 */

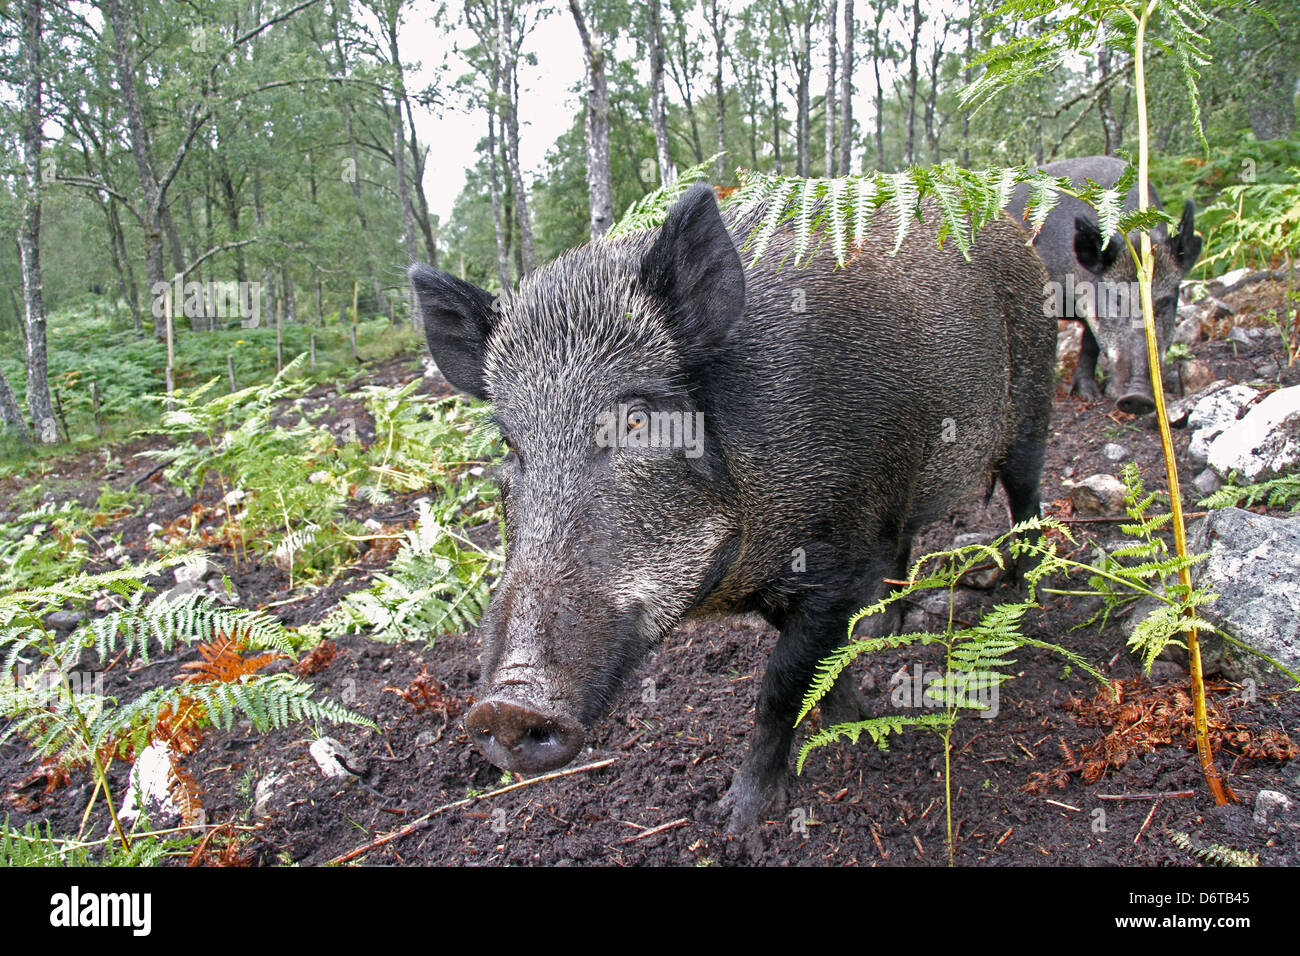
xmin=409 ymin=184 xmax=1054 ymax=832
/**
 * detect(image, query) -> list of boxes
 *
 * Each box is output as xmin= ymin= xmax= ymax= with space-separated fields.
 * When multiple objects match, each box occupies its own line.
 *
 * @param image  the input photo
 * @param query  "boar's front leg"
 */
xmin=721 ymin=547 xmax=898 ymax=834
xmin=1069 ymin=323 xmax=1104 ymax=402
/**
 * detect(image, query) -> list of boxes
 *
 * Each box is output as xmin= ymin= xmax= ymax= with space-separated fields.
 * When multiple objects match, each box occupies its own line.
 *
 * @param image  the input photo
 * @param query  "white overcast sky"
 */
xmin=404 ymin=2 xmax=591 ymax=222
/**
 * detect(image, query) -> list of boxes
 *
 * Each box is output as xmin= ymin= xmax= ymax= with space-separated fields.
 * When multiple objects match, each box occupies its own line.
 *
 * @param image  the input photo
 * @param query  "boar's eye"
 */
xmin=501 ymin=435 xmax=523 ymax=469
xmin=626 ymin=409 xmax=649 ymax=433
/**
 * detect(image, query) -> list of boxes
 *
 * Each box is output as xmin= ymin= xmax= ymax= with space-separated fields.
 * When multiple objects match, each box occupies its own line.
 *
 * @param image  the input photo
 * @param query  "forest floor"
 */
xmin=3 ymin=290 xmax=1298 ymax=868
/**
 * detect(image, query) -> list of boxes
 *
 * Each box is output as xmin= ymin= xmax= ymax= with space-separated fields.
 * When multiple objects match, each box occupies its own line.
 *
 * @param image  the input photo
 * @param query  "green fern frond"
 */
xmin=1168 ymin=830 xmax=1258 ymax=867
xmin=795 ymin=630 xmax=945 ymax=728
xmin=797 ymin=713 xmax=954 ymax=773
xmin=0 ymin=817 xmax=196 ymax=866
xmin=1200 ymin=473 xmax=1300 ymax=513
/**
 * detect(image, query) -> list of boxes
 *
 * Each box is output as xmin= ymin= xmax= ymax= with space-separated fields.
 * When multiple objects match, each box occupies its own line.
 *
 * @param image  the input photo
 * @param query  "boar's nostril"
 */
xmin=465 ymin=698 xmax=584 ymax=774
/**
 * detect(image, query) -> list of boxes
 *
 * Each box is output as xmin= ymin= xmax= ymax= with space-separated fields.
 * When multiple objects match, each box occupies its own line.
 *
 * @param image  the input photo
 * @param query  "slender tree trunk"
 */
xmin=162 ymin=202 xmax=186 ymax=278
xmin=648 ymin=0 xmax=675 ymax=186
xmin=402 ymin=98 xmax=439 ymax=264
xmin=707 ymin=0 xmax=727 ymax=183
xmin=1098 ymin=47 xmax=1123 ymax=155
xmin=282 ymin=267 xmax=296 ymax=325
xmin=502 ymin=2 xmax=536 ymax=274
xmin=106 ymin=0 xmax=169 ymax=337
xmin=770 ymin=62 xmax=783 ymax=173
xmin=570 ymin=0 xmax=613 ymax=238
xmin=329 ymin=6 xmax=379 ymax=304
xmin=666 ymin=1 xmax=704 ymax=163
xmin=904 ymin=0 xmax=921 ymax=165
xmin=0 ymin=365 xmax=29 ymax=441
xmin=18 ymin=0 xmax=57 ymax=444
xmin=393 ymin=110 xmax=420 ymax=264
xmin=824 ymin=0 xmax=838 ymax=177
xmin=385 ymin=20 xmax=420 ymax=268
xmin=923 ymin=16 xmax=947 ymax=163
xmin=839 ymin=0 xmax=854 ymax=175
xmin=781 ymin=7 xmax=814 ymax=177
xmin=873 ymin=29 xmax=884 ymax=169
xmin=488 ymin=105 xmax=511 ymax=291
xmin=961 ymin=9 xmax=973 ymax=167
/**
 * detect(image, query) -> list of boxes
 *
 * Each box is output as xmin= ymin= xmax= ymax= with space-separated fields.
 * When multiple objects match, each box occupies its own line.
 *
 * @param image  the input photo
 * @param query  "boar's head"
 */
xmin=408 ymin=185 xmax=744 ymax=775
xmin=1072 ymin=199 xmax=1201 ymax=415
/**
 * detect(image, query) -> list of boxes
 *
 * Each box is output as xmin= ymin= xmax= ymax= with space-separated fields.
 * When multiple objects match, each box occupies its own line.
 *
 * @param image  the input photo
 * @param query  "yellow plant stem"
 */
xmin=1132 ymin=0 xmax=1232 ymax=805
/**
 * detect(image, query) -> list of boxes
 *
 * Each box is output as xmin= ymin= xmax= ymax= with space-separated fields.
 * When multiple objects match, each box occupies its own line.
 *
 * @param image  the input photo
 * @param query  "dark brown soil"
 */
xmin=3 ymin=320 xmax=1297 ymax=868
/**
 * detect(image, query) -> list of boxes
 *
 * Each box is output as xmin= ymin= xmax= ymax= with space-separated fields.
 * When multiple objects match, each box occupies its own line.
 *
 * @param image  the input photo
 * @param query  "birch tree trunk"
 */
xmin=0 ymin=364 xmax=29 ymax=441
xmin=488 ymin=106 xmax=511 ymax=291
xmin=770 ymin=61 xmax=783 ymax=174
xmin=18 ymin=0 xmax=57 ymax=444
xmin=961 ymin=7 xmax=973 ymax=168
xmin=648 ymin=0 xmax=675 ymax=186
xmin=871 ymin=2 xmax=885 ymax=170
xmin=839 ymin=0 xmax=854 ymax=176
xmin=569 ymin=0 xmax=613 ymax=239
xmin=502 ymin=1 xmax=535 ymax=275
xmin=824 ymin=0 xmax=838 ymax=177
xmin=106 ymin=0 xmax=167 ymax=338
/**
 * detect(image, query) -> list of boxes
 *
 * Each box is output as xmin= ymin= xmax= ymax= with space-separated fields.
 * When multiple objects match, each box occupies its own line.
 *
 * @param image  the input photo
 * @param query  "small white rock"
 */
xmin=1253 ymin=789 xmax=1294 ymax=830
xmin=118 ymin=741 xmax=182 ymax=826
xmin=1069 ymin=474 xmax=1127 ymax=516
xmin=254 ymin=771 xmax=288 ymax=817
xmin=310 ymin=737 xmax=360 ymax=779
xmin=1193 ymin=468 xmax=1221 ymax=496
xmin=1103 ymin=443 xmax=1127 ymax=462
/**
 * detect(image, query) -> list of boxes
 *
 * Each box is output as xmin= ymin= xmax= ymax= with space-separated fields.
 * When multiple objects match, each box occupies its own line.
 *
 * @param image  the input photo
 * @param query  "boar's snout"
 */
xmin=1114 ymin=337 xmax=1157 ymax=415
xmin=465 ymin=698 xmax=584 ymax=774
xmin=1115 ymin=388 xmax=1156 ymax=416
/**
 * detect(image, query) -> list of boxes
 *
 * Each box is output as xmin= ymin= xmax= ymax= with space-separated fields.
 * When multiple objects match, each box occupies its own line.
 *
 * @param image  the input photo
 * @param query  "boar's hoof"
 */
xmin=720 ymin=769 xmax=790 ymax=834
xmin=1115 ymin=390 xmax=1156 ymax=416
xmin=1069 ymin=375 xmax=1104 ymax=403
xmin=465 ymin=698 xmax=584 ymax=775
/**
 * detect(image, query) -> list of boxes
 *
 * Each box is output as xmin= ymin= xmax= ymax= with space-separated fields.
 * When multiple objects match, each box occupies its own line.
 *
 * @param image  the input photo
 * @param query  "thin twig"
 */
xmin=1097 ymin=790 xmax=1194 ymax=801
xmin=1134 ymin=799 xmax=1161 ymax=844
xmin=617 ymin=818 xmax=689 ymax=844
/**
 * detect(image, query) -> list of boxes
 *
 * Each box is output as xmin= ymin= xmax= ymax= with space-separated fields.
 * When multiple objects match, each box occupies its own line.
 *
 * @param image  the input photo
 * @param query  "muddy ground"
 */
xmin=3 ymin=288 xmax=1298 ymax=867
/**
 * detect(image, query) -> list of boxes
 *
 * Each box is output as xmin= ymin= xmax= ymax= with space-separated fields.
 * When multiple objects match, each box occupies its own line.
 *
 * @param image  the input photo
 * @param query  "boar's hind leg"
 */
xmin=1069 ymin=324 xmax=1104 ymax=402
xmin=722 ymin=549 xmax=899 ymax=834
xmin=998 ymin=420 xmax=1048 ymax=587
xmin=816 ymin=531 xmax=911 ymax=726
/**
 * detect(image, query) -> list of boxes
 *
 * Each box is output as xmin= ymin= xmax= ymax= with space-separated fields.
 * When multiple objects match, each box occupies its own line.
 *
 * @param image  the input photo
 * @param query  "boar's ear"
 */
xmin=639 ymin=183 xmax=745 ymax=364
xmin=1167 ymin=199 xmax=1202 ymax=274
xmin=408 ymin=264 xmax=496 ymax=400
xmin=1073 ymin=216 xmax=1122 ymax=276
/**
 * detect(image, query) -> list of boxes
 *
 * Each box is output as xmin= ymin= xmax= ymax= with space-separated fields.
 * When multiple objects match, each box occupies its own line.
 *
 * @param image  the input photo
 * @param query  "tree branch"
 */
xmin=180 ymin=239 xmax=258 ymax=280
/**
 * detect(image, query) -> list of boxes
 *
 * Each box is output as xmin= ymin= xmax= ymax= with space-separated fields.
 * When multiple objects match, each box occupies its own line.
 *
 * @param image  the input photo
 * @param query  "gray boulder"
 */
xmin=1207 ymin=383 xmax=1300 ymax=482
xmin=1149 ymin=509 xmax=1300 ymax=684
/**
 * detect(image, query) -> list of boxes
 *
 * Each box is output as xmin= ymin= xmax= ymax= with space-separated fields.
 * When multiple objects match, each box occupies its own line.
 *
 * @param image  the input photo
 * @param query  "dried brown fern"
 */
xmin=1025 ymin=678 xmax=1296 ymax=793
